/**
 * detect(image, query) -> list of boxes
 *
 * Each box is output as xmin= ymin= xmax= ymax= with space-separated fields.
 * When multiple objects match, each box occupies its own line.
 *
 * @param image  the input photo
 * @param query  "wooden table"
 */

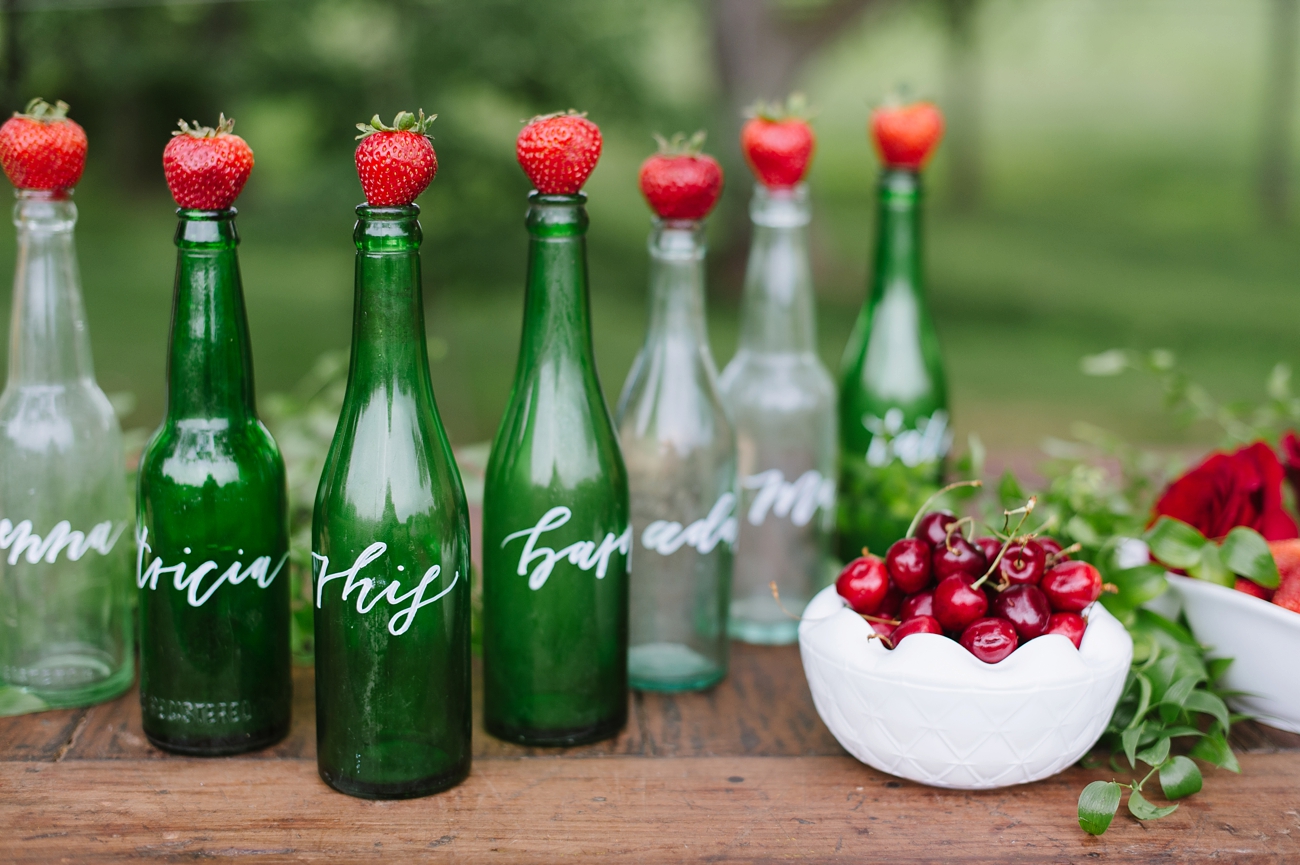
xmin=2 ymin=643 xmax=1298 ymax=863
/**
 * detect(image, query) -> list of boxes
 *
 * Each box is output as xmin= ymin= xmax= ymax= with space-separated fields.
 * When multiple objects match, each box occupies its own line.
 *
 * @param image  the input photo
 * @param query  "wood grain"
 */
xmin=2 ymin=642 xmax=1298 ymax=863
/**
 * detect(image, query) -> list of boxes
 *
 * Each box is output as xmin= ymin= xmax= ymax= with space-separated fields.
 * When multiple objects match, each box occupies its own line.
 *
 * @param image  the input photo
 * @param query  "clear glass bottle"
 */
xmin=0 ymin=190 xmax=133 ymax=708
xmin=617 ymin=219 xmax=735 ymax=692
xmin=483 ymin=192 xmax=630 ymax=746
xmin=837 ymin=168 xmax=948 ymax=560
xmin=719 ymin=183 xmax=836 ymax=645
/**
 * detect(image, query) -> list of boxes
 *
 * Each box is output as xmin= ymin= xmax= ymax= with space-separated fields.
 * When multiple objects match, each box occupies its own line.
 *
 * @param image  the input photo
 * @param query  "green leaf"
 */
xmin=1157 ymin=725 xmax=1207 ymax=739
xmin=1078 ymin=781 xmax=1123 ymax=835
xmin=1219 ymin=527 xmax=1279 ymax=588
xmin=1107 ymin=564 xmax=1169 ymax=610
xmin=1127 ymin=674 xmax=1153 ymax=730
xmin=1187 ymin=543 xmax=1234 ymax=588
xmin=1122 ymin=725 xmax=1143 ymax=768
xmin=998 ymin=470 xmax=1026 ymax=509
xmin=1160 ymin=674 xmax=1203 ymax=710
xmin=1183 ymin=690 xmax=1230 ymax=733
xmin=1144 ymin=517 xmax=1207 ymax=569
xmin=1136 ymin=736 xmax=1171 ymax=768
xmin=1128 ymin=788 xmax=1179 ymax=821
xmin=1159 ymin=756 xmax=1203 ymax=800
xmin=1207 ymin=657 xmax=1234 ymax=684
xmin=1190 ymin=733 xmax=1241 ymax=773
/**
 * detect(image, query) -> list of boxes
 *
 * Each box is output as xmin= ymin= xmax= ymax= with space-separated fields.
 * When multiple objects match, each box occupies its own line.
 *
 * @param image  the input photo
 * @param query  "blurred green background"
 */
xmin=0 ymin=0 xmax=1296 ymax=455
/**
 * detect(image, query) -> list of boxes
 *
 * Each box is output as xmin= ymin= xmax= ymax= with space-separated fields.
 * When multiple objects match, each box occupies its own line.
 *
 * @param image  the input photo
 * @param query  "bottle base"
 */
xmin=318 ymin=758 xmax=470 ymax=800
xmin=727 ymin=617 xmax=799 ymax=645
xmin=629 ymin=642 xmax=725 ymax=692
xmin=486 ymin=713 xmax=625 ymax=747
xmin=2 ymin=648 xmax=134 ymax=711
xmin=144 ymin=723 xmax=290 ymax=757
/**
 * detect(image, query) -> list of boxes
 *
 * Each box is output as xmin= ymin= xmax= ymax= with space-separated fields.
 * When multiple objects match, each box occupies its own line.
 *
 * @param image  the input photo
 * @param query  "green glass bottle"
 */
xmin=312 ymin=204 xmax=471 ymax=799
xmin=483 ymin=192 xmax=631 ymax=746
xmin=837 ymin=168 xmax=949 ymax=560
xmin=136 ymin=208 xmax=290 ymax=754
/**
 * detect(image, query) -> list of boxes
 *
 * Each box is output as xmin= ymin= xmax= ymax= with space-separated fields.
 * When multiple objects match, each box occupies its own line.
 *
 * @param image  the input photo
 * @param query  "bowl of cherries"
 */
xmin=799 ymin=501 xmax=1133 ymax=790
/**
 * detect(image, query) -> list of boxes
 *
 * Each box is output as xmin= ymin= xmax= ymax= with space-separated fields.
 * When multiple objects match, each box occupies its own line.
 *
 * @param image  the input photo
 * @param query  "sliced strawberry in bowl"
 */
xmin=163 ymin=114 xmax=254 ymax=210
xmin=638 ymin=131 xmax=723 ymax=221
xmin=0 ymin=98 xmax=87 ymax=193
xmin=354 ymin=110 xmax=437 ymax=207
xmin=517 ymin=111 xmax=602 ymax=196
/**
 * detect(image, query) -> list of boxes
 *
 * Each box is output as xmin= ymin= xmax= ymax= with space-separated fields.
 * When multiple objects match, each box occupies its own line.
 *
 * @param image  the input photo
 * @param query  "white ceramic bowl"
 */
xmin=1167 ymin=574 xmax=1300 ymax=733
xmin=798 ymin=585 xmax=1133 ymax=789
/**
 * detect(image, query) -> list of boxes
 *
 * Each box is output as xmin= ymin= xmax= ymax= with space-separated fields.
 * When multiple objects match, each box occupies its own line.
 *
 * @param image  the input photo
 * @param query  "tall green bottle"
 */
xmin=482 ymin=191 xmax=631 ymax=746
xmin=312 ymin=203 xmax=471 ymax=798
xmin=136 ymin=207 xmax=290 ymax=754
xmin=837 ymin=167 xmax=949 ymax=560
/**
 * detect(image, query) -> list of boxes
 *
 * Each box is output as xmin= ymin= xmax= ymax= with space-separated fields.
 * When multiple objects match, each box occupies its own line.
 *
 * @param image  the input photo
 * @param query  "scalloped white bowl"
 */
xmin=798 ymin=585 xmax=1133 ymax=789
xmin=1167 ymin=574 xmax=1300 ymax=734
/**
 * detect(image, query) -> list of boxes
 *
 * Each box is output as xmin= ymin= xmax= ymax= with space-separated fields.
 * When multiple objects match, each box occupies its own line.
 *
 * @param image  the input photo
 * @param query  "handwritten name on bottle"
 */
xmin=313 ymin=543 xmax=459 ymax=636
xmin=502 ymin=506 xmax=631 ymax=591
xmin=862 ymin=408 xmax=951 ymax=468
xmin=136 ymin=527 xmax=286 ymax=609
xmin=641 ymin=492 xmax=737 ymax=556
xmin=742 ymin=470 xmax=835 ymax=528
xmin=0 ymin=517 xmax=125 ymax=566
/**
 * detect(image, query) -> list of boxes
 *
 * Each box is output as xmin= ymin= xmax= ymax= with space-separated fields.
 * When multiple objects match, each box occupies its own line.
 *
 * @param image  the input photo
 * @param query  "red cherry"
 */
xmin=991 ymin=584 xmax=1051 ymax=639
xmin=932 ymin=574 xmax=989 ymax=632
xmin=916 ymin=511 xmax=957 ymax=547
xmin=886 ymin=537 xmax=933 ymax=593
xmin=959 ymin=617 xmax=1019 ymax=663
xmin=1044 ymin=612 xmax=1087 ymax=649
xmin=1040 ymin=537 xmax=1068 ymax=562
xmin=933 ymin=535 xmax=987 ymax=580
xmin=836 ymin=554 xmax=890 ymax=614
xmin=890 ymin=615 xmax=943 ymax=645
xmin=899 ymin=589 xmax=935 ymax=620
xmin=871 ymin=619 xmax=894 ymax=637
xmin=998 ymin=539 xmax=1046 ymax=586
xmin=1041 ymin=561 xmax=1102 ymax=612
xmin=974 ymin=536 xmax=1002 ymax=563
xmin=877 ymin=583 xmax=904 ymax=618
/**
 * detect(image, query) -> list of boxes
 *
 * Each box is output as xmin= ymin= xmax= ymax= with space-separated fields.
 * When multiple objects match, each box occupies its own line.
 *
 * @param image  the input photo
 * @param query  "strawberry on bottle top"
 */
xmin=637 ymin=130 xmax=723 ymax=221
xmin=163 ymin=115 xmax=254 ymax=211
xmin=739 ymin=93 xmax=816 ymax=189
xmin=354 ymin=110 xmax=438 ymax=208
xmin=516 ymin=111 xmax=601 ymax=196
xmin=0 ymin=98 xmax=87 ymax=192
xmin=870 ymin=98 xmax=945 ymax=171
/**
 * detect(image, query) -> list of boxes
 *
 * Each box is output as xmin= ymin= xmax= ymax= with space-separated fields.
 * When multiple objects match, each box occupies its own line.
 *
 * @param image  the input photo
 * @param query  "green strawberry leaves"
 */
xmin=356 ymin=109 xmax=437 ymax=140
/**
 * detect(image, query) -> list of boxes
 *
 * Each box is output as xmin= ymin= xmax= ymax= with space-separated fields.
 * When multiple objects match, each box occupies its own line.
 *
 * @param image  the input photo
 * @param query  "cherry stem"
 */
xmin=1046 ymin=542 xmax=1082 ymax=568
xmin=859 ymin=613 xmax=902 ymax=626
xmin=866 ymin=632 xmax=895 ymax=650
xmin=973 ymin=497 xmax=1037 ymax=590
xmin=944 ymin=516 xmax=976 ymax=550
xmin=904 ymin=479 xmax=983 ymax=538
xmin=769 ymin=581 xmax=804 ymax=621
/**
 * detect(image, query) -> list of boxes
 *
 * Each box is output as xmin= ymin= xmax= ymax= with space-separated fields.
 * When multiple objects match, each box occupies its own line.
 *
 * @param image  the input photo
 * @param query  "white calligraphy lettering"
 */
xmin=501 ymin=506 xmax=632 ymax=590
xmin=136 ymin=526 xmax=286 ymax=607
xmin=0 ymin=517 xmax=124 ymax=566
xmin=863 ymin=408 xmax=951 ymax=468
xmin=641 ymin=492 xmax=738 ymax=555
xmin=742 ymin=470 xmax=834 ymax=527
xmin=312 ymin=543 xmax=460 ymax=636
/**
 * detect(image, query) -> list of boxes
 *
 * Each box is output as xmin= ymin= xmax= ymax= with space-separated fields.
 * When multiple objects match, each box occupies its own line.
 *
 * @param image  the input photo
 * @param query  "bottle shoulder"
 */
xmin=719 ymin=350 xmax=835 ymax=403
xmin=139 ymin=416 xmax=286 ymax=493
xmin=0 ymin=381 xmax=125 ymax=458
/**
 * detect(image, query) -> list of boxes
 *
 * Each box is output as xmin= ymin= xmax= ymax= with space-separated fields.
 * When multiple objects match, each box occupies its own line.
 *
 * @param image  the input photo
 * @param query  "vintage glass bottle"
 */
xmin=135 ymin=207 xmax=290 ymax=753
xmin=312 ymin=204 xmax=471 ymax=799
xmin=483 ymin=192 xmax=630 ymax=744
xmin=616 ymin=219 xmax=734 ymax=691
xmin=0 ymin=190 xmax=133 ymax=709
xmin=719 ymin=183 xmax=836 ymax=645
xmin=837 ymin=168 xmax=948 ymax=560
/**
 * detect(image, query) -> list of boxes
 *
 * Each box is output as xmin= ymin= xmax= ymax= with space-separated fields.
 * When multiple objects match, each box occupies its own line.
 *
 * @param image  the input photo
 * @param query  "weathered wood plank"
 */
xmin=0 ymin=706 xmax=87 ymax=763
xmin=2 ymin=754 xmax=1297 ymax=863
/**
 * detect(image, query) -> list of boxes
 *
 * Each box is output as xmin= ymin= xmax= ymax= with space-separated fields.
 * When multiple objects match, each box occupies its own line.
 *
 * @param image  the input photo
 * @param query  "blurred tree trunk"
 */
xmin=3 ymin=0 xmax=20 ymax=113
xmin=1259 ymin=0 xmax=1299 ymax=226
xmin=940 ymin=0 xmax=982 ymax=212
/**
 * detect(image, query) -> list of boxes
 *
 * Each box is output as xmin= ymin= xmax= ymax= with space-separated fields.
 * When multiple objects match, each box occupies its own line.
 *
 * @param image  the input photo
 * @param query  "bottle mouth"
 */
xmin=750 ymin=182 xmax=810 ymax=228
xmin=355 ymin=203 xmax=421 ymax=219
xmin=176 ymin=207 xmax=237 ymax=221
xmin=529 ymin=191 xmax=587 ymax=206
xmin=649 ymin=218 xmax=705 ymax=260
xmin=15 ymin=188 xmax=73 ymax=202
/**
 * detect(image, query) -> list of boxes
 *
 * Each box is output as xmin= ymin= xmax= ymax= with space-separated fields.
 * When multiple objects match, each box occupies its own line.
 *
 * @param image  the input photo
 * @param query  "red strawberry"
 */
xmin=162 ymin=115 xmax=254 ymax=210
xmin=740 ymin=94 xmax=815 ymax=189
xmin=517 ymin=111 xmax=602 ymax=195
xmin=871 ymin=99 xmax=944 ymax=170
xmin=638 ymin=131 xmax=723 ymax=221
xmin=1269 ymin=539 xmax=1300 ymax=613
xmin=354 ymin=110 xmax=437 ymax=207
xmin=0 ymin=98 xmax=87 ymax=191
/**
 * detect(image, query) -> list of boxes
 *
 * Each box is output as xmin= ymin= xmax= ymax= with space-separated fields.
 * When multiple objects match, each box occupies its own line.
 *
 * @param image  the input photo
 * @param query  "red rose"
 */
xmin=1281 ymin=431 xmax=1300 ymax=501
xmin=1150 ymin=441 xmax=1299 ymax=541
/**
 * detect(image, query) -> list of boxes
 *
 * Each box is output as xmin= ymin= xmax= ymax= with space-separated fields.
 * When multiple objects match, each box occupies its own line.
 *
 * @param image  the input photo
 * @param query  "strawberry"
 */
xmin=871 ymin=98 xmax=945 ymax=170
xmin=354 ymin=110 xmax=437 ymax=207
xmin=516 ymin=111 xmax=601 ymax=195
xmin=638 ymin=131 xmax=723 ymax=221
xmin=0 ymin=98 xmax=87 ymax=191
xmin=1269 ymin=539 xmax=1300 ymax=613
xmin=739 ymin=94 xmax=815 ymax=189
xmin=163 ymin=115 xmax=254 ymax=210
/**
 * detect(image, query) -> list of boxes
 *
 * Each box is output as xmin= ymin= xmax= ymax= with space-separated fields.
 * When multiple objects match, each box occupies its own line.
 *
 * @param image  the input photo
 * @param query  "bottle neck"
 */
xmin=346 ymin=205 xmax=431 ymax=397
xmin=869 ymin=169 xmax=924 ymax=303
xmin=517 ymin=193 xmax=595 ymax=368
xmin=165 ymin=209 xmax=256 ymax=420
xmin=738 ymin=183 xmax=816 ymax=354
xmin=644 ymin=219 xmax=707 ymax=347
xmin=6 ymin=189 xmax=95 ymax=387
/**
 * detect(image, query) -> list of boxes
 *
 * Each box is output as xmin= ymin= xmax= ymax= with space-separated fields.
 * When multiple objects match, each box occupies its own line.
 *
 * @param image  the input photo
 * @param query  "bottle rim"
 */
xmin=175 ymin=207 xmax=237 ymax=221
xmin=14 ymin=188 xmax=73 ymax=201
xmin=354 ymin=203 xmax=421 ymax=219
xmin=528 ymin=191 xmax=587 ymax=206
